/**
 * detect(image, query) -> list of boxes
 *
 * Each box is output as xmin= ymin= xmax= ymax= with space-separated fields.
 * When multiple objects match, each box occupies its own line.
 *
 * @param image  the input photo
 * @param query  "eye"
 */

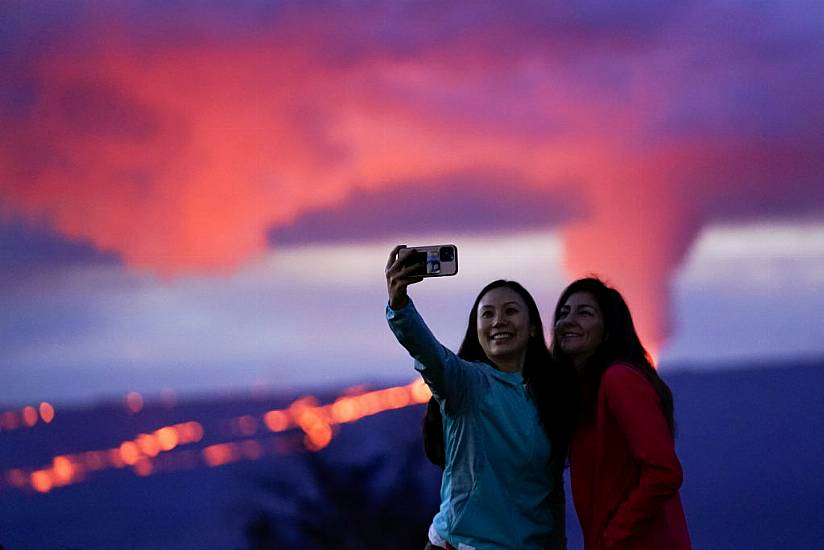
xmin=557 ymin=308 xmax=569 ymax=319
xmin=480 ymin=310 xmax=493 ymax=319
xmin=505 ymin=306 xmax=519 ymax=315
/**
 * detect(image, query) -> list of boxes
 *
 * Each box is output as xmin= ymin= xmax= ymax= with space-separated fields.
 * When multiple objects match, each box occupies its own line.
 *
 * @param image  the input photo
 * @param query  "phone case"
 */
xmin=398 ymin=244 xmax=458 ymax=277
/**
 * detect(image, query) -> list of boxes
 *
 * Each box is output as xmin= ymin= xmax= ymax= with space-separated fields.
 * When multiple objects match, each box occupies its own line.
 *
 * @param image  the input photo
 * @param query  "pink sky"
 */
xmin=1 ymin=1 xmax=823 ymax=402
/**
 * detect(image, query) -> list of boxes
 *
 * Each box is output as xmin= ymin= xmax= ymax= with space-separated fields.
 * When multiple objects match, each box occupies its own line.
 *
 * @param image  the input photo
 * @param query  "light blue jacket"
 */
xmin=387 ymin=299 xmax=556 ymax=549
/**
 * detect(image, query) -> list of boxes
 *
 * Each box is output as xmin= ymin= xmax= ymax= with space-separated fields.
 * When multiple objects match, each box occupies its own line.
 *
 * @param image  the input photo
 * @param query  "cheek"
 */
xmin=589 ymin=324 xmax=605 ymax=344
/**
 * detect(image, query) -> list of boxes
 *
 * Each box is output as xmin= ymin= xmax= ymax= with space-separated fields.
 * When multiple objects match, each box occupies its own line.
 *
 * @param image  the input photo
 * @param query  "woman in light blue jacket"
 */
xmin=385 ymin=246 xmax=576 ymax=550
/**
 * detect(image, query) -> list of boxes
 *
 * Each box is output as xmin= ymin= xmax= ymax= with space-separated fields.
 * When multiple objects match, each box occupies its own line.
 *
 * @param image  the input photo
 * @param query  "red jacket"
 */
xmin=570 ymin=363 xmax=691 ymax=550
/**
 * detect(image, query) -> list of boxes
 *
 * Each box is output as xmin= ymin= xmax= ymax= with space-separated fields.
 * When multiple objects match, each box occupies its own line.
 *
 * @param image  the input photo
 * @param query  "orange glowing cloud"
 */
xmin=2 ymin=2 xmax=823 ymax=348
xmin=1 ymin=4 xmax=630 ymax=267
xmin=1 ymin=30 xmax=608 ymax=272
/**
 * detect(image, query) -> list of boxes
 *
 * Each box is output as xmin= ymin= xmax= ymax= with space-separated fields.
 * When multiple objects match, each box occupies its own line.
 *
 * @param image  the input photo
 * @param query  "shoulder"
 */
xmin=603 ymin=361 xmax=643 ymax=382
xmin=469 ymin=360 xmax=502 ymax=388
xmin=600 ymin=362 xmax=663 ymax=417
xmin=601 ymin=362 xmax=654 ymax=394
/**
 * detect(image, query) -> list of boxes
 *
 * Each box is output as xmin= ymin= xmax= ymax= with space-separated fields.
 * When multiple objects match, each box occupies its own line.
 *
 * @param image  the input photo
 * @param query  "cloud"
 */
xmin=0 ymin=217 xmax=117 ymax=267
xmin=1 ymin=0 xmax=823 ymax=346
xmin=269 ymin=174 xmax=585 ymax=246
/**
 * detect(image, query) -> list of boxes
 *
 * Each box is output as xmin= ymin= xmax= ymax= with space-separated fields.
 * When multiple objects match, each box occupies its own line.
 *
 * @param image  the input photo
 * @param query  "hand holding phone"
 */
xmin=386 ymin=244 xmax=459 ymax=309
xmin=397 ymin=244 xmax=458 ymax=277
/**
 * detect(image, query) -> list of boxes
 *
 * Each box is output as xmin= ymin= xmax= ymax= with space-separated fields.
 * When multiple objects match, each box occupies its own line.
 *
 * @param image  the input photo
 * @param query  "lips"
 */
xmin=490 ymin=332 xmax=514 ymax=341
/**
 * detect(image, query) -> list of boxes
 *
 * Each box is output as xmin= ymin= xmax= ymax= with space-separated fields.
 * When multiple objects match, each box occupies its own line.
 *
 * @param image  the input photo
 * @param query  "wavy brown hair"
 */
xmin=550 ymin=277 xmax=675 ymax=434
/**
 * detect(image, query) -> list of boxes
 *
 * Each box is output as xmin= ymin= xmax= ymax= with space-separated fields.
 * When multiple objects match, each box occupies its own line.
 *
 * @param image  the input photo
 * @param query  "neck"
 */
xmin=572 ymin=352 xmax=594 ymax=371
xmin=493 ymin=352 xmax=526 ymax=374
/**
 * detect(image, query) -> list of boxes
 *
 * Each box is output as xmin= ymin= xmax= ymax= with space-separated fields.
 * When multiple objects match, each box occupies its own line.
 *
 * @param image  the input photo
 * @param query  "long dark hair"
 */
xmin=550 ymin=277 xmax=675 ymax=434
xmin=422 ymin=280 xmax=578 ymax=468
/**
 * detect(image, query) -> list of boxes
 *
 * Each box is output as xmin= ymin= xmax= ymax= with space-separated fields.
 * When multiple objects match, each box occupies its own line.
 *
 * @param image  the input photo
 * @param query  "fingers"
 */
xmin=386 ymin=245 xmax=423 ymax=280
xmin=388 ymin=254 xmax=425 ymax=282
xmin=386 ymin=245 xmax=424 ymax=308
xmin=396 ymin=263 xmax=424 ymax=280
xmin=386 ymin=244 xmax=405 ymax=271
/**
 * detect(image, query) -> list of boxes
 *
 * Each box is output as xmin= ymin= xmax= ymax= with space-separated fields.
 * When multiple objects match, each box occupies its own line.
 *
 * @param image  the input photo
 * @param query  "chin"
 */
xmin=486 ymin=349 xmax=512 ymax=361
xmin=561 ymin=347 xmax=584 ymax=359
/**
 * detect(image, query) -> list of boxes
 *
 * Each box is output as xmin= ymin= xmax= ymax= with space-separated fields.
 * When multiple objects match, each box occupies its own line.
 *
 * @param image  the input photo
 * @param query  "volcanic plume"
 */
xmin=2 ymin=1 xmax=823 ymax=347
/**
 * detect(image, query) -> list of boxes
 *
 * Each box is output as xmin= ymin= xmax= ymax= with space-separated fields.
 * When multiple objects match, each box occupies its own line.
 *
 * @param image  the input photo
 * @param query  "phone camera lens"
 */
xmin=439 ymin=247 xmax=454 ymax=262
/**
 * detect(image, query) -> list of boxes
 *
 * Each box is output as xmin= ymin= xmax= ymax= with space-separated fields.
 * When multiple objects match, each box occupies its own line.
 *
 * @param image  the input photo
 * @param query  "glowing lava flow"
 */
xmin=2 ymin=379 xmax=432 ymax=494
xmin=8 ymin=421 xmax=205 ymax=494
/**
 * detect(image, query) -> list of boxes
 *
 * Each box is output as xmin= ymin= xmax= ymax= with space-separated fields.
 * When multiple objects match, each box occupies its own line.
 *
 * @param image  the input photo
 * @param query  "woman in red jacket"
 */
xmin=551 ymin=277 xmax=691 ymax=550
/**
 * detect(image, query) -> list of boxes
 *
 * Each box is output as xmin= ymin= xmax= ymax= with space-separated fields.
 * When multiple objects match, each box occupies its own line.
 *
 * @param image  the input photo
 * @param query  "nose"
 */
xmin=491 ymin=313 xmax=508 ymax=326
xmin=556 ymin=318 xmax=576 ymax=331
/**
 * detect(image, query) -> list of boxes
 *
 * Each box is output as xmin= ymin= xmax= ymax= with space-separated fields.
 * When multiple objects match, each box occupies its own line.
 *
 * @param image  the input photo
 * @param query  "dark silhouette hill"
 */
xmin=1 ymin=359 xmax=822 ymax=549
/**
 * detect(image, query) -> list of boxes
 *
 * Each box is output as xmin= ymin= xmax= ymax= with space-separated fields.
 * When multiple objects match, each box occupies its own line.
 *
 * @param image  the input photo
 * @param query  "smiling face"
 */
xmin=476 ymin=286 xmax=533 ymax=372
xmin=555 ymin=291 xmax=606 ymax=367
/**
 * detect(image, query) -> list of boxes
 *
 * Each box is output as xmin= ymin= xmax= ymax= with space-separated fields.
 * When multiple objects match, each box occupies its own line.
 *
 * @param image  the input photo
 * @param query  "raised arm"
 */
xmin=385 ymin=244 xmax=423 ymax=310
xmin=385 ymin=246 xmax=483 ymax=413
xmin=601 ymin=364 xmax=683 ymax=549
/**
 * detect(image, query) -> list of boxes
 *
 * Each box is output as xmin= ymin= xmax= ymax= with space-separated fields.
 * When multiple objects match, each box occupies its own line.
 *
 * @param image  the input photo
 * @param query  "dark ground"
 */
xmin=1 ymin=358 xmax=822 ymax=549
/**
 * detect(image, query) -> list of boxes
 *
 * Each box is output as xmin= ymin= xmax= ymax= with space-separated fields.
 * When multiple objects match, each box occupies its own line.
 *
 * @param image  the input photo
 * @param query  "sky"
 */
xmin=2 ymin=0 xmax=823 ymax=406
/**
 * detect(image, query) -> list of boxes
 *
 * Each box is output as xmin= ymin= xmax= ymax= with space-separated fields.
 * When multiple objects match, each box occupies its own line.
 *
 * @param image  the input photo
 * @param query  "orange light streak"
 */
xmin=203 ymin=443 xmax=239 ymax=467
xmin=176 ymin=421 xmax=204 ymax=443
xmin=51 ymin=456 xmax=75 ymax=486
xmin=31 ymin=470 xmax=53 ymax=493
xmin=109 ymin=449 xmax=126 ymax=469
xmin=39 ymin=402 xmax=55 ymax=423
xmin=304 ymin=424 xmax=333 ymax=451
xmin=384 ymin=387 xmax=411 ymax=408
xmin=0 ymin=402 xmax=60 ymax=432
xmin=3 ymin=379 xmax=436 ymax=492
xmin=136 ymin=434 xmax=161 ymax=457
xmin=263 ymin=410 xmax=290 ymax=432
xmin=22 ymin=406 xmax=38 ymax=427
xmin=409 ymin=379 xmax=432 ymax=403
xmin=119 ymin=441 xmax=141 ymax=465
xmin=155 ymin=426 xmax=179 ymax=451
xmin=330 ymin=397 xmax=359 ymax=423
xmin=260 ymin=379 xmax=435 ymax=451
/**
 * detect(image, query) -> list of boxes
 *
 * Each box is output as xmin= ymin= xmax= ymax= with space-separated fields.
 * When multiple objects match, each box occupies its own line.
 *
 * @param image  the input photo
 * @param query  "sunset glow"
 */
xmin=3 ymin=1 xmax=822 ymax=354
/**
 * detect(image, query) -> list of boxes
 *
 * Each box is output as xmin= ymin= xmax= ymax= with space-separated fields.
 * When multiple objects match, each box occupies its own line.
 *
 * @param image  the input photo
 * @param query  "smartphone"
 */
xmin=398 ymin=244 xmax=458 ymax=277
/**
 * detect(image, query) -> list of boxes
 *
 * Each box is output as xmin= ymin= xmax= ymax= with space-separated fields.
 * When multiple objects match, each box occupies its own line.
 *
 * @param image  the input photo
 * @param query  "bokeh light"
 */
xmin=125 ymin=392 xmax=144 ymax=414
xmin=3 ymin=379 xmax=434 ymax=493
xmin=39 ymin=402 xmax=55 ymax=423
